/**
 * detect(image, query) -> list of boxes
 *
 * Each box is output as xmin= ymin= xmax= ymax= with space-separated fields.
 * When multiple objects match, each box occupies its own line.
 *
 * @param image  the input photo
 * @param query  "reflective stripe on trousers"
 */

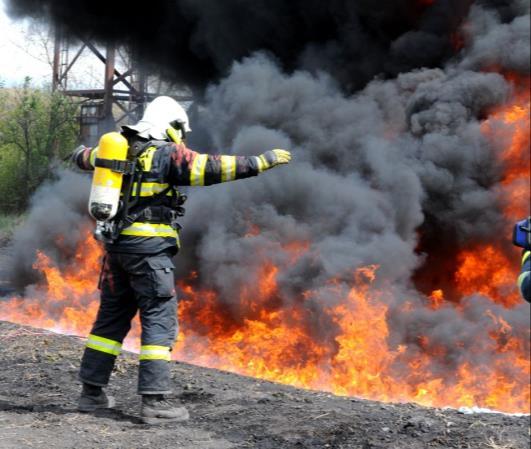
xmin=86 ymin=334 xmax=122 ymax=356
xmin=139 ymin=345 xmax=171 ymax=361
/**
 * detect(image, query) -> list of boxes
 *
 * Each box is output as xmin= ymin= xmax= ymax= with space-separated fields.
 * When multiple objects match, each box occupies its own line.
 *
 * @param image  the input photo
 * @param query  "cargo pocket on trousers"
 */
xmin=146 ymin=256 xmax=176 ymax=299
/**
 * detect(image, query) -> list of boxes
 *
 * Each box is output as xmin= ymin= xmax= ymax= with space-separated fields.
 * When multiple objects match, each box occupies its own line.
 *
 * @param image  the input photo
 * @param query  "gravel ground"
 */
xmin=0 ymin=321 xmax=528 ymax=449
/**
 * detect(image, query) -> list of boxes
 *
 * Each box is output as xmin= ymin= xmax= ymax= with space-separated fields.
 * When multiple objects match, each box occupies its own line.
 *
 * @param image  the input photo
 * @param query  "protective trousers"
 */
xmin=79 ymin=251 xmax=177 ymax=394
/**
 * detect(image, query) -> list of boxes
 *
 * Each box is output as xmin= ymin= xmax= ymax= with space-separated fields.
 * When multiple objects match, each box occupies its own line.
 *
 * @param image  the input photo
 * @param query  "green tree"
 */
xmin=0 ymin=78 xmax=79 ymax=212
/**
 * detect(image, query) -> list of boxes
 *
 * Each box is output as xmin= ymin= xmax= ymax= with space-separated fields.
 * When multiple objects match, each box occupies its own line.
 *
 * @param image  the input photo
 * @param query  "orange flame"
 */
xmin=428 ymin=289 xmax=444 ymax=309
xmin=1 ymin=233 xmax=528 ymax=413
xmin=1 ymin=229 xmax=102 ymax=335
xmin=455 ymin=245 xmax=521 ymax=306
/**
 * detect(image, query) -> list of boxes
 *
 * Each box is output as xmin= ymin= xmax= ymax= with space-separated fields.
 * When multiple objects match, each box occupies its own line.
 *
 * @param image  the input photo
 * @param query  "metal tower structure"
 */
xmin=52 ymin=28 xmax=192 ymax=145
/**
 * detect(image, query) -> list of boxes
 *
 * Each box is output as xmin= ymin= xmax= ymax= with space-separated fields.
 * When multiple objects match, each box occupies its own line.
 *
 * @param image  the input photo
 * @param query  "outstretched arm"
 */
xmin=71 ymin=145 xmax=98 ymax=171
xmin=167 ymin=143 xmax=291 ymax=186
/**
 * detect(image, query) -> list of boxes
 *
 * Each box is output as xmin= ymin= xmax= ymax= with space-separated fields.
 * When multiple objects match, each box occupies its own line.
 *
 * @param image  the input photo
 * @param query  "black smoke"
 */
xmin=5 ymin=0 xmax=487 ymax=91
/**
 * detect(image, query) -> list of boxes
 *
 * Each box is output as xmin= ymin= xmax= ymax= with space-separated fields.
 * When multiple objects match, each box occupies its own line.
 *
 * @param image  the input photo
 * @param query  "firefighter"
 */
xmin=71 ymin=96 xmax=291 ymax=424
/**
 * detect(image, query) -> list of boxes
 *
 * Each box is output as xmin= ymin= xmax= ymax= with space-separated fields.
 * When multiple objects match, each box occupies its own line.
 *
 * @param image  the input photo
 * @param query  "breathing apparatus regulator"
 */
xmin=513 ymin=217 xmax=531 ymax=250
xmin=87 ymin=96 xmax=190 ymax=243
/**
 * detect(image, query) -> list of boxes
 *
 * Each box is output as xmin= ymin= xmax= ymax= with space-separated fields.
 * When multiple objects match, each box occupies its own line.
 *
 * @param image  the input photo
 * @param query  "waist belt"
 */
xmin=136 ymin=206 xmax=176 ymax=225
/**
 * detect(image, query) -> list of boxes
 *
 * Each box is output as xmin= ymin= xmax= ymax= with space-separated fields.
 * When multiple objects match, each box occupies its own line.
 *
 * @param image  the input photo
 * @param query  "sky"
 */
xmin=0 ymin=1 xmax=53 ymax=86
xmin=0 ymin=0 xmax=110 ymax=89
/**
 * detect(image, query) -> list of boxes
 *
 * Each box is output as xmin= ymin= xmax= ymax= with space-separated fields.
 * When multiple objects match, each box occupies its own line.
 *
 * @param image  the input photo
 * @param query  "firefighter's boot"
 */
xmin=141 ymin=394 xmax=189 ymax=424
xmin=78 ymin=383 xmax=116 ymax=412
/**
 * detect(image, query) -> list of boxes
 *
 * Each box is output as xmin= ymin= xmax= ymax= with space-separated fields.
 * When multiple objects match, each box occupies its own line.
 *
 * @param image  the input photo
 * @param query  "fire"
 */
xmin=455 ymin=245 xmax=521 ymax=307
xmin=1 ymin=228 xmax=102 ymax=335
xmin=0 ymin=78 xmax=529 ymax=416
xmin=427 ymin=289 xmax=444 ymax=309
xmin=174 ymin=260 xmax=528 ymax=412
xmin=2 ymin=227 xmax=528 ymax=413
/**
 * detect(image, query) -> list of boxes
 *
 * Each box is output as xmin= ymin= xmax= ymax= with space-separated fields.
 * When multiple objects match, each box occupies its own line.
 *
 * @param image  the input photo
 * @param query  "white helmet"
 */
xmin=123 ymin=96 xmax=191 ymax=140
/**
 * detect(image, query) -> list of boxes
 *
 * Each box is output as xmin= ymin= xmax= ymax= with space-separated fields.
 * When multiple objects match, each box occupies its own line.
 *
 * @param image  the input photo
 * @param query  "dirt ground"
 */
xmin=0 ymin=321 xmax=528 ymax=449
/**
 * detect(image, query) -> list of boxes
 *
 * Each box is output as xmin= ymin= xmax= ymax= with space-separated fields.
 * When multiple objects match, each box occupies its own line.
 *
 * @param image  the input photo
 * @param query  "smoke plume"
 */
xmin=5 ymin=0 xmax=502 ymax=91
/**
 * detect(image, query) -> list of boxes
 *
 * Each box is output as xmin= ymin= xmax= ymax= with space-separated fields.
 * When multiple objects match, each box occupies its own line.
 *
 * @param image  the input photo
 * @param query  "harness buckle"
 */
xmin=143 ymin=207 xmax=153 ymax=221
xmin=169 ymin=210 xmax=182 ymax=231
xmin=95 ymin=158 xmax=136 ymax=175
xmin=114 ymin=160 xmax=136 ymax=175
xmin=93 ymin=221 xmax=117 ymax=244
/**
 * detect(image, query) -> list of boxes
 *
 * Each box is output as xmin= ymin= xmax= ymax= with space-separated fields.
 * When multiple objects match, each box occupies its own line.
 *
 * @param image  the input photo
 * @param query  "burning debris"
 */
xmin=1 ymin=0 xmax=530 ymax=415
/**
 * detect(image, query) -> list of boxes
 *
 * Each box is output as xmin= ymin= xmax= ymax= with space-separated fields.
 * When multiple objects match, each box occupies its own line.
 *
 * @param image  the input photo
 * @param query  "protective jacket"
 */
xmin=518 ymin=250 xmax=531 ymax=303
xmin=75 ymin=139 xmax=261 ymax=254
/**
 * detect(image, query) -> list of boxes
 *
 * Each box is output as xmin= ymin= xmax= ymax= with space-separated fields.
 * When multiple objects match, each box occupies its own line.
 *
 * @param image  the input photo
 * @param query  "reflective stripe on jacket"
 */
xmin=518 ymin=250 xmax=531 ymax=303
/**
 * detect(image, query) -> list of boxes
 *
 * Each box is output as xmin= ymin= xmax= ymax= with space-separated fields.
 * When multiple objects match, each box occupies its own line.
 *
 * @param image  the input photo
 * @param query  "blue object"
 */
xmin=513 ymin=217 xmax=531 ymax=250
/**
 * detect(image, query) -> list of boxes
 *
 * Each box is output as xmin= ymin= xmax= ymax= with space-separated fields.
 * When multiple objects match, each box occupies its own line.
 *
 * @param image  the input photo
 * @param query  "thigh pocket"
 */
xmin=146 ymin=256 xmax=176 ymax=299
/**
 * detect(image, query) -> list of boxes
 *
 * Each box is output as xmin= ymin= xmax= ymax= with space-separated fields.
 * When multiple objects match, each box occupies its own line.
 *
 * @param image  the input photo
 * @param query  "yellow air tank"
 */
xmin=88 ymin=132 xmax=129 ymax=221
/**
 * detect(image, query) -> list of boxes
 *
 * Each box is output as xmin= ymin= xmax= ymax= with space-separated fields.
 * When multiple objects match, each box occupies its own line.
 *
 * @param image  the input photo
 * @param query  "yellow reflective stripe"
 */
xmin=138 ymin=146 xmax=157 ymax=172
xmin=255 ymin=155 xmax=268 ymax=172
xmin=130 ymin=182 xmax=170 ymax=197
xmin=89 ymin=147 xmax=98 ymax=167
xmin=517 ymin=271 xmax=530 ymax=289
xmin=86 ymin=334 xmax=122 ymax=356
xmin=139 ymin=345 xmax=171 ymax=361
xmin=221 ymin=155 xmax=237 ymax=182
xmin=120 ymin=222 xmax=178 ymax=238
xmin=190 ymin=154 xmax=208 ymax=186
xmin=522 ymin=251 xmax=530 ymax=265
